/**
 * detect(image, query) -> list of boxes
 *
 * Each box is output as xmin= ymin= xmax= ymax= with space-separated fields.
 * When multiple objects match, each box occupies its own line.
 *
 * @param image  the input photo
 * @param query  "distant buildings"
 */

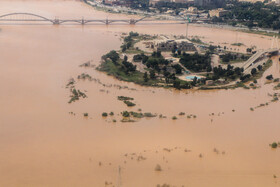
xmin=149 ymin=0 xmax=192 ymax=5
xmin=209 ymin=8 xmax=229 ymax=17
xmin=149 ymin=0 xmax=172 ymax=6
xmin=172 ymin=0 xmax=189 ymax=3
xmin=271 ymin=0 xmax=280 ymax=4
xmin=238 ymin=0 xmax=264 ymax=2
xmin=194 ymin=0 xmax=211 ymax=6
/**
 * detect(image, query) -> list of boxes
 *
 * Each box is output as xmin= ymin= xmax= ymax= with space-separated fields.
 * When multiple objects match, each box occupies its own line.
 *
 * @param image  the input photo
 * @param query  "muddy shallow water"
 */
xmin=0 ymin=1 xmax=280 ymax=187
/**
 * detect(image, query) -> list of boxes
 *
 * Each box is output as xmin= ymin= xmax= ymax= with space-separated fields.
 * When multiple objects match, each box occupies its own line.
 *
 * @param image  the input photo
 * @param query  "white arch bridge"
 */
xmin=0 ymin=13 xmax=154 ymax=25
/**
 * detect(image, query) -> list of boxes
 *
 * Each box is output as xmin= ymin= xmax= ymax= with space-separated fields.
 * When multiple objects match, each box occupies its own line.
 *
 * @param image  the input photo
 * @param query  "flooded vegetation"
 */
xmin=1 ymin=0 xmax=280 ymax=187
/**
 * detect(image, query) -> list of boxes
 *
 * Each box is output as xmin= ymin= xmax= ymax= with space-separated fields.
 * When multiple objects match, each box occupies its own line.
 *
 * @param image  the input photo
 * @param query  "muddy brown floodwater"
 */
xmin=0 ymin=0 xmax=280 ymax=187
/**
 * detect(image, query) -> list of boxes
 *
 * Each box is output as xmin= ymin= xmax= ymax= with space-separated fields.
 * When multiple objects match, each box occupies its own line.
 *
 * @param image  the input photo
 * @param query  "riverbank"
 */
xmin=83 ymin=0 xmax=280 ymax=38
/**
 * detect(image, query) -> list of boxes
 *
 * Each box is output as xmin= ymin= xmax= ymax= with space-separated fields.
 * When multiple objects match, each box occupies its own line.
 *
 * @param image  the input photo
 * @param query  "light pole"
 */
xmin=186 ymin=15 xmax=190 ymax=39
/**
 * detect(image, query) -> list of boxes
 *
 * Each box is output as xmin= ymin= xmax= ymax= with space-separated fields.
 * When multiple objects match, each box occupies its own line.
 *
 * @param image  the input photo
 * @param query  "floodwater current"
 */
xmin=0 ymin=1 xmax=280 ymax=187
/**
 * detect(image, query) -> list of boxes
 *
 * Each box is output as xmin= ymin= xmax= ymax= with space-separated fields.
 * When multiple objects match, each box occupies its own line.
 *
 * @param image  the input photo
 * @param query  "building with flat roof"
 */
xmin=209 ymin=8 xmax=229 ymax=18
xmin=188 ymin=6 xmax=198 ymax=13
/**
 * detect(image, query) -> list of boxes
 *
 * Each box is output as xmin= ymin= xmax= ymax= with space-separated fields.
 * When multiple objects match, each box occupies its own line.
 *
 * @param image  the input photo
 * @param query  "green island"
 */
xmin=97 ymin=31 xmax=277 ymax=90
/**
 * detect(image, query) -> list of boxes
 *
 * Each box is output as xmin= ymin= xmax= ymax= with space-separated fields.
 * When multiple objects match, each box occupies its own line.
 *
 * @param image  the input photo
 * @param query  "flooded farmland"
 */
xmin=0 ymin=1 xmax=280 ymax=187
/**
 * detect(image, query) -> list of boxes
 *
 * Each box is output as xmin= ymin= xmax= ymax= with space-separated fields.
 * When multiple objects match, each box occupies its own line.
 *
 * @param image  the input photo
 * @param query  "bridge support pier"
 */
xmin=129 ymin=19 xmax=136 ymax=25
xmin=81 ymin=17 xmax=85 ymax=25
xmin=53 ymin=18 xmax=60 ymax=25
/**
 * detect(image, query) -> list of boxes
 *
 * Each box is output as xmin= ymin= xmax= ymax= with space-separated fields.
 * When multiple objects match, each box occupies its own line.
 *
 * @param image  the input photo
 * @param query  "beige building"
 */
xmin=271 ymin=0 xmax=280 ymax=4
xmin=209 ymin=8 xmax=229 ymax=18
xmin=188 ymin=6 xmax=198 ymax=13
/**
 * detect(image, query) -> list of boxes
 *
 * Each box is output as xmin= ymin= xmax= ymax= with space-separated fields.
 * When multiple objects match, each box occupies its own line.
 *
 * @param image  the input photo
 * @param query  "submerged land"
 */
xmin=0 ymin=0 xmax=280 ymax=187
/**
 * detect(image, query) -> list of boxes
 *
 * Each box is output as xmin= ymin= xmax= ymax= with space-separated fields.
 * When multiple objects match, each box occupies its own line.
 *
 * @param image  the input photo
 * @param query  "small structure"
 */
xmin=209 ymin=8 xmax=229 ymax=18
xmin=188 ymin=6 xmax=198 ymax=13
xmin=185 ymin=75 xmax=203 ymax=81
xmin=217 ymin=78 xmax=226 ymax=83
xmin=155 ymin=39 xmax=196 ymax=52
xmin=205 ymin=80 xmax=214 ymax=85
xmin=143 ymin=41 xmax=154 ymax=49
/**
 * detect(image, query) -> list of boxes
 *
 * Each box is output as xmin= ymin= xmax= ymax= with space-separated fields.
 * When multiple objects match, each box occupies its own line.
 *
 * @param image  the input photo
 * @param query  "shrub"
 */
xmin=271 ymin=142 xmax=278 ymax=148
xmin=109 ymin=112 xmax=114 ymax=116
xmin=266 ymin=74 xmax=274 ymax=80
xmin=84 ymin=113 xmax=88 ymax=117
xmin=118 ymin=96 xmax=134 ymax=101
xmin=274 ymin=78 xmax=280 ymax=82
xmin=251 ymin=68 xmax=257 ymax=75
xmin=271 ymin=97 xmax=279 ymax=102
xmin=172 ymin=116 xmax=177 ymax=120
xmin=130 ymin=112 xmax=143 ymax=118
xmin=102 ymin=112 xmax=108 ymax=117
xmin=124 ymin=100 xmax=136 ymax=107
xmin=154 ymin=164 xmax=162 ymax=171
xmin=122 ymin=111 xmax=130 ymax=117
xmin=144 ymin=112 xmax=157 ymax=117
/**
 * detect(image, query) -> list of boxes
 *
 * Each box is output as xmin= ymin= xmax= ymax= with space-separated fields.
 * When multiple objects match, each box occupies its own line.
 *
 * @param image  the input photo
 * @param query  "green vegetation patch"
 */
xmin=97 ymin=51 xmax=164 ymax=87
xmin=102 ymin=112 xmax=108 ymax=117
xmin=220 ymin=52 xmax=250 ymax=64
xmin=270 ymin=142 xmax=279 ymax=149
xmin=68 ymin=88 xmax=87 ymax=104
xmin=124 ymin=100 xmax=136 ymax=107
xmin=231 ymin=43 xmax=244 ymax=46
xmin=118 ymin=96 xmax=134 ymax=101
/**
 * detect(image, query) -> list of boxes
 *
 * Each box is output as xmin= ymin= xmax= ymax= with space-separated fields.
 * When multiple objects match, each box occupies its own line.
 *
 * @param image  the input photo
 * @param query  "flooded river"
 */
xmin=0 ymin=1 xmax=280 ymax=187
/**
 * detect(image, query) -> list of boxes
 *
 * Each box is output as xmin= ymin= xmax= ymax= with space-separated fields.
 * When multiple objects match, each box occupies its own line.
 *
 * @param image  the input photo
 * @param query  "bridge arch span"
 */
xmin=0 ymin=13 xmax=54 ymax=23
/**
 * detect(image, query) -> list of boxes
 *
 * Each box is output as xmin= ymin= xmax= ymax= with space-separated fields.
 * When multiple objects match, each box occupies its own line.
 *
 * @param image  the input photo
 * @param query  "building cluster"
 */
xmin=154 ymin=39 xmax=196 ymax=52
xmin=149 ymin=0 xmax=190 ymax=5
xmin=101 ymin=0 xmax=280 ymax=10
